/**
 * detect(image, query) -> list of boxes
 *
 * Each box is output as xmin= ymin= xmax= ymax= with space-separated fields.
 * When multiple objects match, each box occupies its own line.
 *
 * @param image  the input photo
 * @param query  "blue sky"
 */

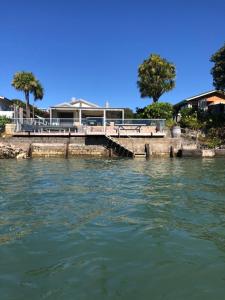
xmin=0 ymin=0 xmax=224 ymax=110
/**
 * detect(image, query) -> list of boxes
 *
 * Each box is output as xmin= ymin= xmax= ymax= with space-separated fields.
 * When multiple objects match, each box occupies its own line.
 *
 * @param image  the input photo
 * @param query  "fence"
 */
xmin=11 ymin=118 xmax=166 ymax=135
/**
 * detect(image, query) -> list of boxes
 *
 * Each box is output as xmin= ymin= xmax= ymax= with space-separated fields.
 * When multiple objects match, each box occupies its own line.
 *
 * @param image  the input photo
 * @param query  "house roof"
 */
xmin=70 ymin=98 xmax=100 ymax=108
xmin=51 ymin=98 xmax=125 ymax=111
xmin=0 ymin=96 xmax=12 ymax=107
xmin=174 ymin=90 xmax=225 ymax=108
xmin=0 ymin=96 xmax=11 ymax=102
xmin=53 ymin=98 xmax=100 ymax=108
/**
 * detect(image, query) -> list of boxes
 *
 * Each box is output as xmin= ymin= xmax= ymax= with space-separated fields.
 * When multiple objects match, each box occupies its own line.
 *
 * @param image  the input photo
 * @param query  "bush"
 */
xmin=166 ymin=118 xmax=176 ymax=128
xmin=198 ymin=135 xmax=221 ymax=149
xmin=198 ymin=127 xmax=225 ymax=149
xmin=0 ymin=116 xmax=10 ymax=132
xmin=180 ymin=108 xmax=201 ymax=130
xmin=136 ymin=102 xmax=174 ymax=120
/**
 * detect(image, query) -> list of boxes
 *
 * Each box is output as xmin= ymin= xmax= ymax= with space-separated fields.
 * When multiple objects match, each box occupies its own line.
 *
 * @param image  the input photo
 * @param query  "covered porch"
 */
xmin=50 ymin=107 xmax=125 ymax=126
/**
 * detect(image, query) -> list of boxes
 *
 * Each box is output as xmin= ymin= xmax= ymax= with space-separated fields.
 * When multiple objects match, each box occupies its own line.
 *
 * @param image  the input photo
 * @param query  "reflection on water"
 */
xmin=0 ymin=158 xmax=225 ymax=300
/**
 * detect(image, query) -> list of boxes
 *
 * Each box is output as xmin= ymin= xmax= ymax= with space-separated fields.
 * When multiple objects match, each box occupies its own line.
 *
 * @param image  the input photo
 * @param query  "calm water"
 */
xmin=0 ymin=158 xmax=225 ymax=300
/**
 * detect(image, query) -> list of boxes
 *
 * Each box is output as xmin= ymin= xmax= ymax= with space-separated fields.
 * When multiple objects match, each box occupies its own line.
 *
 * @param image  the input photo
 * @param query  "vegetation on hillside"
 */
xmin=179 ymin=108 xmax=201 ymax=130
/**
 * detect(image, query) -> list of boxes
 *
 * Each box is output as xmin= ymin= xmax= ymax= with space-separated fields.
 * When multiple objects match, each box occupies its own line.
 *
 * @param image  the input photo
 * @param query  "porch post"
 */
xmin=50 ymin=108 xmax=52 ymax=124
xmin=103 ymin=109 xmax=106 ymax=133
xmin=122 ymin=109 xmax=124 ymax=123
xmin=79 ymin=109 xmax=82 ymax=125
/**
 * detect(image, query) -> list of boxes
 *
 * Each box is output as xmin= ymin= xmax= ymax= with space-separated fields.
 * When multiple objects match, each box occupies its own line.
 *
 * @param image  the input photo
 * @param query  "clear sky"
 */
xmin=0 ymin=0 xmax=224 ymax=110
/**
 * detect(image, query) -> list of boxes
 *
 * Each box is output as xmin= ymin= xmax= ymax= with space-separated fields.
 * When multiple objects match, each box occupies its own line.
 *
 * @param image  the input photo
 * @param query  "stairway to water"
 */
xmin=104 ymin=135 xmax=134 ymax=158
xmin=105 ymin=135 xmax=148 ymax=158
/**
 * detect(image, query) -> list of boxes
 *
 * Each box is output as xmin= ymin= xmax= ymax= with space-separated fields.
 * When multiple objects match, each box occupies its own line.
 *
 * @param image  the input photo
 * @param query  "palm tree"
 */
xmin=32 ymin=81 xmax=44 ymax=118
xmin=12 ymin=72 xmax=44 ymax=118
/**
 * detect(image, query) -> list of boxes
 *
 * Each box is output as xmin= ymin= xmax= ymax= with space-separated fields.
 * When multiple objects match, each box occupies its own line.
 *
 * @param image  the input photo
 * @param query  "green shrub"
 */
xmin=198 ymin=127 xmax=225 ymax=148
xmin=206 ymin=137 xmax=221 ymax=149
xmin=137 ymin=102 xmax=174 ymax=120
xmin=180 ymin=109 xmax=201 ymax=130
xmin=166 ymin=118 xmax=176 ymax=128
xmin=0 ymin=116 xmax=10 ymax=132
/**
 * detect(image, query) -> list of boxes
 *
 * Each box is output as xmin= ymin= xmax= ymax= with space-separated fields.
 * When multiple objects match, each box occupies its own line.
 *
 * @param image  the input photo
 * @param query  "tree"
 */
xmin=32 ymin=81 xmax=44 ymax=118
xmin=137 ymin=54 xmax=176 ymax=102
xmin=12 ymin=72 xmax=44 ymax=118
xmin=211 ymin=43 xmax=225 ymax=91
xmin=124 ymin=108 xmax=134 ymax=119
xmin=136 ymin=102 xmax=174 ymax=120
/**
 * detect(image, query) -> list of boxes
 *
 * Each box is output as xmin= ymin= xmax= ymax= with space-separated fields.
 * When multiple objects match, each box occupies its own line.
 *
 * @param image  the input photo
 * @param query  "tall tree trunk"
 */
xmin=25 ymin=91 xmax=30 ymax=118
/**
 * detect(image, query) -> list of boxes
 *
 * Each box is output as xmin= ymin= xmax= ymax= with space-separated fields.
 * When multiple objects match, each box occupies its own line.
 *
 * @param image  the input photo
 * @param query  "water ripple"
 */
xmin=0 ymin=158 xmax=225 ymax=300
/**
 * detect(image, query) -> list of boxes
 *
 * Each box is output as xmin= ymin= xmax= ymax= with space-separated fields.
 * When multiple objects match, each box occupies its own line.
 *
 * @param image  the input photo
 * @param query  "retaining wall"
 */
xmin=0 ymin=136 xmax=109 ymax=158
xmin=115 ymin=137 xmax=182 ymax=156
xmin=1 ymin=136 xmax=225 ymax=158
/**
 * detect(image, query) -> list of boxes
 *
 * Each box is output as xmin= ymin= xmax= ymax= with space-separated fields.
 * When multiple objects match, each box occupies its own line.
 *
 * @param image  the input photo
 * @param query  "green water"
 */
xmin=0 ymin=158 xmax=225 ymax=300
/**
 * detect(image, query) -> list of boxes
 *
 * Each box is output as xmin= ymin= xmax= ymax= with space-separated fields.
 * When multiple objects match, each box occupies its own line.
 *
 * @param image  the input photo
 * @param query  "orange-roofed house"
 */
xmin=174 ymin=90 xmax=225 ymax=114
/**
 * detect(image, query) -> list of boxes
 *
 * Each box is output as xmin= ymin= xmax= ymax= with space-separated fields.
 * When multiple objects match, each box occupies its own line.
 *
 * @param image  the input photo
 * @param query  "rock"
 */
xmin=16 ymin=152 xmax=27 ymax=159
xmin=202 ymin=149 xmax=215 ymax=157
xmin=0 ymin=143 xmax=28 ymax=159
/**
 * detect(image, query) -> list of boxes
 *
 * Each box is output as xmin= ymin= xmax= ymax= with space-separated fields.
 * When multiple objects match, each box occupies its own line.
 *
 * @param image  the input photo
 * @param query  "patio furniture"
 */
xmin=115 ymin=124 xmax=146 ymax=136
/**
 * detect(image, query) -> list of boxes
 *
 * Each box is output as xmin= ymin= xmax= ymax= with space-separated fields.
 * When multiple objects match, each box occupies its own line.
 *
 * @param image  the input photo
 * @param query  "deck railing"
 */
xmin=11 ymin=118 xmax=166 ymax=135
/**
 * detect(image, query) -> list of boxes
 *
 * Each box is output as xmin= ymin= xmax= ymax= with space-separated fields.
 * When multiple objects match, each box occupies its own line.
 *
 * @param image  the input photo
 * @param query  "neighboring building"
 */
xmin=0 ymin=96 xmax=14 ymax=118
xmin=174 ymin=90 xmax=225 ymax=114
xmin=50 ymin=97 xmax=125 ymax=125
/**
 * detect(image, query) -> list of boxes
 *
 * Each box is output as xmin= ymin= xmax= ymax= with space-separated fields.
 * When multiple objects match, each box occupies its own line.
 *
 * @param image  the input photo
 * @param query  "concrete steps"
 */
xmin=105 ymin=135 xmax=134 ymax=157
xmin=134 ymin=152 xmax=146 ymax=158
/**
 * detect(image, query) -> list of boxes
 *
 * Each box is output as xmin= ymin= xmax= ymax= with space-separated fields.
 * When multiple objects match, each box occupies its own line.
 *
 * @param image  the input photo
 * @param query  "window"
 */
xmin=198 ymin=99 xmax=207 ymax=111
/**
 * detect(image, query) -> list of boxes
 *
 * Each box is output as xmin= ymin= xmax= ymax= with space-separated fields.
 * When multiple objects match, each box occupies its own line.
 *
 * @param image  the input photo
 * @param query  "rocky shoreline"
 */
xmin=0 ymin=143 xmax=28 ymax=159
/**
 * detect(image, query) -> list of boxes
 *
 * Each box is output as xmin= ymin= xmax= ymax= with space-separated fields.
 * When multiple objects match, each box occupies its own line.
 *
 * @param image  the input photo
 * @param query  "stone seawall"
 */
xmin=0 ymin=136 xmax=109 ymax=158
xmin=1 ymin=136 xmax=225 ymax=158
xmin=115 ymin=137 xmax=182 ymax=156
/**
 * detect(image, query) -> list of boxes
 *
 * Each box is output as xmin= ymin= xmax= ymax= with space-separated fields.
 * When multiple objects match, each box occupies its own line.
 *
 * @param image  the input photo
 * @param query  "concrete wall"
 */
xmin=0 ymin=136 xmax=109 ymax=158
xmin=115 ymin=137 xmax=182 ymax=156
xmin=1 ymin=135 xmax=225 ymax=158
xmin=68 ymin=144 xmax=109 ymax=157
xmin=0 ymin=136 xmax=186 ymax=158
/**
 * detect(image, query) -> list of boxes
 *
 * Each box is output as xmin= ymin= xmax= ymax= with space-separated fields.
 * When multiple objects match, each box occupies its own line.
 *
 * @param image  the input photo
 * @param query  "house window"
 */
xmin=198 ymin=99 xmax=207 ymax=111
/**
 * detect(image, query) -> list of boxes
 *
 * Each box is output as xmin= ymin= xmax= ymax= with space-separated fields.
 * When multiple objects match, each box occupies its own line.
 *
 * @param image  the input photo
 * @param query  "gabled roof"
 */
xmin=55 ymin=102 xmax=73 ymax=107
xmin=70 ymin=98 xmax=100 ymax=108
xmin=0 ymin=96 xmax=11 ymax=102
xmin=53 ymin=98 xmax=100 ymax=108
xmin=0 ymin=96 xmax=12 ymax=106
xmin=184 ymin=90 xmax=225 ymax=102
xmin=174 ymin=90 xmax=225 ymax=107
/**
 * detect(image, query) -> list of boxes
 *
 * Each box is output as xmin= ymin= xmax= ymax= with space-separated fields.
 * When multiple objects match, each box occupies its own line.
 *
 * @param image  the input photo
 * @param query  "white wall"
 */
xmin=0 ymin=111 xmax=14 ymax=118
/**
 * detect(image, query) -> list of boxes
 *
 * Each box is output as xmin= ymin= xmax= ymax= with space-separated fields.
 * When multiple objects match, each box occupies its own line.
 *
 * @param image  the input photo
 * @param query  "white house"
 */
xmin=0 ymin=96 xmax=14 ymax=118
xmin=49 ymin=97 xmax=125 ymax=125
